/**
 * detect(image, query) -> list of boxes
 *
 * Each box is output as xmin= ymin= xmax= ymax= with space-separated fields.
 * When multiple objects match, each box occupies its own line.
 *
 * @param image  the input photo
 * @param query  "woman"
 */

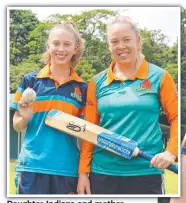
xmin=11 ymin=21 xmax=87 ymax=194
xmin=77 ymin=15 xmax=178 ymax=194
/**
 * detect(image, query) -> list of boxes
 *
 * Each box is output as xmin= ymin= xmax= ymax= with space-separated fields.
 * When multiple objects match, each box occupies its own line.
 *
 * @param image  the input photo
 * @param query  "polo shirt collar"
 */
xmin=37 ymin=64 xmax=84 ymax=83
xmin=107 ymin=57 xmax=148 ymax=85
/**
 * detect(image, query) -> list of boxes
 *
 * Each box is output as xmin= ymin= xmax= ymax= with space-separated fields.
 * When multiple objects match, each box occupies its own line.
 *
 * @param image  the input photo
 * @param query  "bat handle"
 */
xmin=138 ymin=150 xmax=178 ymax=174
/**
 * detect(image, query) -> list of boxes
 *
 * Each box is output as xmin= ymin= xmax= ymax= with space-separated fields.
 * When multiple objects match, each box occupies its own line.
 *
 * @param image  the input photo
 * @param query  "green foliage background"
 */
xmin=9 ymin=9 xmax=178 ymax=90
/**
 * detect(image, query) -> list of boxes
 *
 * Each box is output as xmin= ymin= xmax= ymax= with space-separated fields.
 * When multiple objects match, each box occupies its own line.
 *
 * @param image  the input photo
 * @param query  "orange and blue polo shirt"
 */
xmin=79 ymin=59 xmax=178 ymax=176
xmin=10 ymin=64 xmax=87 ymax=177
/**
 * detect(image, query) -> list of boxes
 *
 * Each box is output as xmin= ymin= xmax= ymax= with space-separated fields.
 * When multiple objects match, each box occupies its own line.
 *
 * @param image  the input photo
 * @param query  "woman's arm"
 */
xmin=78 ymin=79 xmax=100 ymax=194
xmin=151 ymin=71 xmax=178 ymax=169
xmin=13 ymin=99 xmax=33 ymax=132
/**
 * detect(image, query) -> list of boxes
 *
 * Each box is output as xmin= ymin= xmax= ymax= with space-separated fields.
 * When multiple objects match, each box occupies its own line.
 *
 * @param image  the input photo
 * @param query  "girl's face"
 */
xmin=108 ymin=23 xmax=141 ymax=66
xmin=47 ymin=28 xmax=77 ymax=67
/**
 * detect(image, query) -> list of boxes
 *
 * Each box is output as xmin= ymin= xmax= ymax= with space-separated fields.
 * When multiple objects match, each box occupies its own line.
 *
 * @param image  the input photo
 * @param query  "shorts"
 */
xmin=89 ymin=172 xmax=164 ymax=194
xmin=15 ymin=171 xmax=78 ymax=194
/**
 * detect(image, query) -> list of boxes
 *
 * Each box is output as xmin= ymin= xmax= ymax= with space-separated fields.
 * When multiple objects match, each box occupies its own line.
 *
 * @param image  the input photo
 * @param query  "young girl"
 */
xmin=77 ymin=15 xmax=178 ymax=194
xmin=11 ymin=21 xmax=87 ymax=194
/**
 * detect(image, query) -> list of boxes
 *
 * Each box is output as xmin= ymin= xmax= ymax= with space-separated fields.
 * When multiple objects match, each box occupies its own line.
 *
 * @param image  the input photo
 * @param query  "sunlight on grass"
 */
xmin=9 ymin=160 xmax=178 ymax=195
xmin=9 ymin=160 xmax=16 ymax=194
xmin=164 ymin=169 xmax=178 ymax=195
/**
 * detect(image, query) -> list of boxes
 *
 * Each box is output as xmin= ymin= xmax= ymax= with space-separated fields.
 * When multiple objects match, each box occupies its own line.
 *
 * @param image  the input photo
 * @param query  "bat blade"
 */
xmin=45 ymin=109 xmax=137 ymax=159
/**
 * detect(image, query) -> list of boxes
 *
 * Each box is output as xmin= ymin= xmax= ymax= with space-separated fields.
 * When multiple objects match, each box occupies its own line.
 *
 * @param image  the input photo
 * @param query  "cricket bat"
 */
xmin=45 ymin=109 xmax=178 ymax=174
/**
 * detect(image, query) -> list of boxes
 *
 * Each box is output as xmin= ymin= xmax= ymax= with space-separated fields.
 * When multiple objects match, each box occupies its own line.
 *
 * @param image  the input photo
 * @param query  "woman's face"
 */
xmin=47 ymin=28 xmax=77 ymax=67
xmin=108 ymin=23 xmax=140 ymax=66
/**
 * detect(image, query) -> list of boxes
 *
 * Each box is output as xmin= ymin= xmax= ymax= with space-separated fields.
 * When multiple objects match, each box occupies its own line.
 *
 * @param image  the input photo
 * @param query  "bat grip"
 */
xmin=138 ymin=150 xmax=178 ymax=174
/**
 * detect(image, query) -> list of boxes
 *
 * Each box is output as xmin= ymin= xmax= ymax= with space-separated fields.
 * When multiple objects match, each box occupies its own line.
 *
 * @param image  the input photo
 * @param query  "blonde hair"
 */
xmin=42 ymin=21 xmax=84 ymax=68
xmin=107 ymin=15 xmax=142 ymax=52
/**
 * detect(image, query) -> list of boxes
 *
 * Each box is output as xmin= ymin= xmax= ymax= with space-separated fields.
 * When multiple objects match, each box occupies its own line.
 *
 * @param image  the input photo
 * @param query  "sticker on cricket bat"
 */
xmin=97 ymin=132 xmax=137 ymax=160
xmin=47 ymin=109 xmax=62 ymax=118
xmin=66 ymin=121 xmax=86 ymax=132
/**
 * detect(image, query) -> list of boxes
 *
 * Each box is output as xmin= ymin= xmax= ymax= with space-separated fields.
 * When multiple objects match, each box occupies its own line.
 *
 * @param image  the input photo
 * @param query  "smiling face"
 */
xmin=108 ymin=23 xmax=141 ymax=66
xmin=47 ymin=28 xmax=77 ymax=67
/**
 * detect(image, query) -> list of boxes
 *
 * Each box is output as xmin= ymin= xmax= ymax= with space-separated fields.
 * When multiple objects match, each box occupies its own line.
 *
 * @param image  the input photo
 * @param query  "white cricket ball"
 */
xmin=22 ymin=87 xmax=37 ymax=103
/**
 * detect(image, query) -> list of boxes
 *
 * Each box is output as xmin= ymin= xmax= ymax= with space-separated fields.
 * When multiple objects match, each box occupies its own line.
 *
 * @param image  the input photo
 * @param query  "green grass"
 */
xmin=9 ymin=160 xmax=16 ymax=194
xmin=9 ymin=160 xmax=178 ymax=195
xmin=164 ymin=169 xmax=178 ymax=194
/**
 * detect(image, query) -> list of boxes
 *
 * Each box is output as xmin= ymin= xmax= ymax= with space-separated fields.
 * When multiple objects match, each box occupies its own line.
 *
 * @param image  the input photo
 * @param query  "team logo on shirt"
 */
xmin=71 ymin=86 xmax=82 ymax=102
xmin=136 ymin=80 xmax=152 ymax=93
xmin=141 ymin=80 xmax=151 ymax=89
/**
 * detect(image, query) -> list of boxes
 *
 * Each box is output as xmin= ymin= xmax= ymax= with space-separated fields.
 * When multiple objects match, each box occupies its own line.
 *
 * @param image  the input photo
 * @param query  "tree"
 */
xmin=25 ymin=21 xmax=54 ymax=67
xmin=10 ymin=9 xmax=39 ymax=65
xmin=141 ymin=29 xmax=178 ymax=72
xmin=9 ymin=9 xmax=179 ymax=94
xmin=74 ymin=10 xmax=116 ymax=72
xmin=76 ymin=59 xmax=96 ymax=81
xmin=10 ymin=62 xmax=39 ymax=93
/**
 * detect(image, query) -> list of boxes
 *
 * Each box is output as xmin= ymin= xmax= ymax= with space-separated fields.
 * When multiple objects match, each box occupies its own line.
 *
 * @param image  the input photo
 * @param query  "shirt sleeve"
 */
xmin=159 ymin=71 xmax=178 ymax=158
xmin=10 ymin=76 xmax=28 ymax=111
xmin=78 ymin=78 xmax=100 ymax=173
